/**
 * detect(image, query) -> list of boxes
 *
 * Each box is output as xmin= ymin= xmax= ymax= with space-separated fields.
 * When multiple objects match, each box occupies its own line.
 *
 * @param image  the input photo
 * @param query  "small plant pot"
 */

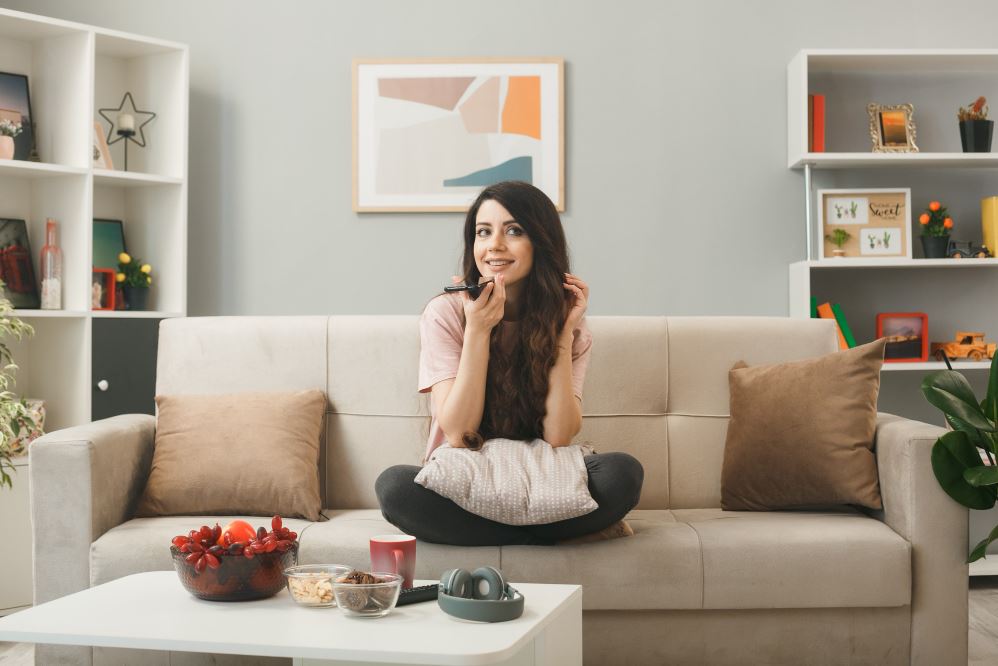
xmin=122 ymin=285 xmax=149 ymax=310
xmin=959 ymin=119 xmax=994 ymax=152
xmin=921 ymin=234 xmax=951 ymax=259
xmin=0 ymin=136 xmax=14 ymax=160
xmin=832 ymin=248 xmax=846 ymax=258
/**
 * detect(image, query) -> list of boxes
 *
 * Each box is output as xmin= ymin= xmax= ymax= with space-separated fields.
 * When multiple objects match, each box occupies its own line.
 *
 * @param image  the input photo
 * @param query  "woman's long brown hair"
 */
xmin=458 ymin=181 xmax=572 ymax=449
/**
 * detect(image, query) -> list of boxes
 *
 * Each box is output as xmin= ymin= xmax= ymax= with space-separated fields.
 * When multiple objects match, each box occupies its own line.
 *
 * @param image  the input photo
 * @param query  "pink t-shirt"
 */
xmin=417 ymin=292 xmax=593 ymax=464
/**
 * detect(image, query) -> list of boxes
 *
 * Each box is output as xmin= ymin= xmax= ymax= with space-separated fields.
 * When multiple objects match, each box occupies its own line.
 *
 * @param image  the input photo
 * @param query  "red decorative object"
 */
xmin=876 ymin=312 xmax=929 ymax=362
xmin=91 ymin=268 xmax=115 ymax=310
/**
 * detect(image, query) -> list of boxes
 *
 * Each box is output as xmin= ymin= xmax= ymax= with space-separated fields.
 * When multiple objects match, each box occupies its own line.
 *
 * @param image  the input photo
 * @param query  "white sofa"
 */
xmin=30 ymin=315 xmax=968 ymax=665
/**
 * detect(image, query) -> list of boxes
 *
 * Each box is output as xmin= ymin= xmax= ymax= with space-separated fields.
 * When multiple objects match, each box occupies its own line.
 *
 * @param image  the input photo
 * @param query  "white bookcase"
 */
xmin=787 ymin=49 xmax=998 ymax=572
xmin=0 ymin=8 xmax=188 ymax=435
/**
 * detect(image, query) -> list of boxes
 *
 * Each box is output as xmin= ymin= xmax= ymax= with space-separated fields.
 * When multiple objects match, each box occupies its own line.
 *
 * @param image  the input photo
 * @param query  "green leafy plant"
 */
xmin=0 ymin=282 xmax=39 ymax=489
xmin=825 ymin=228 xmax=851 ymax=248
xmin=116 ymin=252 xmax=153 ymax=289
xmin=0 ymin=118 xmax=22 ymax=138
xmin=918 ymin=200 xmax=953 ymax=238
xmin=921 ymin=353 xmax=998 ymax=561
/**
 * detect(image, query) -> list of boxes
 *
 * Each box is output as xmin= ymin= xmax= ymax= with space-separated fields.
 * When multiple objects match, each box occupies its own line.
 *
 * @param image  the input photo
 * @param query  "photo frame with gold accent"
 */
xmin=817 ymin=188 xmax=913 ymax=261
xmin=868 ymin=103 xmax=918 ymax=153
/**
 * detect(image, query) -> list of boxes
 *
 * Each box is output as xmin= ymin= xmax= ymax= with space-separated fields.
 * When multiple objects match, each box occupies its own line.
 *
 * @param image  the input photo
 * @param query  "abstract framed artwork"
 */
xmin=353 ymin=58 xmax=564 ymax=213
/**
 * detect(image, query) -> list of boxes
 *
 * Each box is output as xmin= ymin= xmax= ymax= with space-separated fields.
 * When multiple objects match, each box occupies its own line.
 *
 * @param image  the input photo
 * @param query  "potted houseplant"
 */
xmin=824 ymin=228 xmax=851 ymax=257
xmin=918 ymin=200 xmax=954 ymax=259
xmin=922 ymin=352 xmax=998 ymax=561
xmin=0 ymin=281 xmax=41 ymax=490
xmin=0 ymin=118 xmax=21 ymax=160
xmin=958 ymin=96 xmax=993 ymax=153
xmin=116 ymin=252 xmax=153 ymax=311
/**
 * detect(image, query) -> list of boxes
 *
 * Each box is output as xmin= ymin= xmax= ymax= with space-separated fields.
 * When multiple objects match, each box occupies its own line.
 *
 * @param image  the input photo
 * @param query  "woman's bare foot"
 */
xmin=557 ymin=519 xmax=634 ymax=545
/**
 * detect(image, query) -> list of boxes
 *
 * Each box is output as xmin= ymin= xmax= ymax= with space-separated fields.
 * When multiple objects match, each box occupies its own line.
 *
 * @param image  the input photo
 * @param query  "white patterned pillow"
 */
xmin=413 ymin=438 xmax=598 ymax=526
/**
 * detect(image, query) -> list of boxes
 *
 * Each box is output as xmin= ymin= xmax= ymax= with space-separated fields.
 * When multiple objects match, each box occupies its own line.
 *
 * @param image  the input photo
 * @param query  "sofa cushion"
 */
xmin=136 ymin=390 xmax=326 ymax=521
xmin=89 ymin=515 xmax=314 ymax=586
xmin=672 ymin=507 xmax=911 ymax=609
xmin=720 ymin=338 xmax=886 ymax=511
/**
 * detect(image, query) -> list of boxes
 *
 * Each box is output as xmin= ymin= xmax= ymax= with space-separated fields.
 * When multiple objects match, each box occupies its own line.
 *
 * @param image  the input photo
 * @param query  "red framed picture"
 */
xmin=876 ymin=312 xmax=928 ymax=362
xmin=91 ymin=268 xmax=116 ymax=311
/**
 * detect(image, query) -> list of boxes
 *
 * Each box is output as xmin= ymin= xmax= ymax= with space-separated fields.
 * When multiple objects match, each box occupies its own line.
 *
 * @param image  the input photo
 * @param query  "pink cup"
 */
xmin=370 ymin=534 xmax=416 ymax=589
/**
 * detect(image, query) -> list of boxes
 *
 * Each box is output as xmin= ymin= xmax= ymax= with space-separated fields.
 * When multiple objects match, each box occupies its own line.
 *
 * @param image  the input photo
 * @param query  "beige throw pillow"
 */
xmin=414 ymin=438 xmax=598 ymax=525
xmin=136 ymin=390 xmax=326 ymax=521
xmin=720 ymin=338 xmax=886 ymax=511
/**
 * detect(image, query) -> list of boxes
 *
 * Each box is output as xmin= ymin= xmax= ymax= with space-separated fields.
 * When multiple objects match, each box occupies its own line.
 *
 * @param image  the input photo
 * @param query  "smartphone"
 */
xmin=444 ymin=278 xmax=495 ymax=299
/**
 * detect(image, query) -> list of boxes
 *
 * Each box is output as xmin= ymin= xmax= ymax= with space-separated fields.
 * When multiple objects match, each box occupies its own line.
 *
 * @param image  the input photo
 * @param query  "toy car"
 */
xmin=947 ymin=240 xmax=992 ymax=259
xmin=930 ymin=331 xmax=997 ymax=361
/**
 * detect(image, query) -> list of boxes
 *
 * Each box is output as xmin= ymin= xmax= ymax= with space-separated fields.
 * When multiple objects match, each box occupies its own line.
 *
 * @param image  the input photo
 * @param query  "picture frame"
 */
xmin=353 ymin=57 xmax=565 ymax=213
xmin=877 ymin=312 xmax=929 ymax=362
xmin=0 ymin=71 xmax=36 ymax=161
xmin=93 ymin=218 xmax=125 ymax=270
xmin=817 ymin=188 xmax=913 ymax=260
xmin=91 ymin=268 xmax=116 ymax=310
xmin=0 ymin=218 xmax=39 ymax=309
xmin=93 ymin=121 xmax=113 ymax=169
xmin=868 ymin=103 xmax=918 ymax=153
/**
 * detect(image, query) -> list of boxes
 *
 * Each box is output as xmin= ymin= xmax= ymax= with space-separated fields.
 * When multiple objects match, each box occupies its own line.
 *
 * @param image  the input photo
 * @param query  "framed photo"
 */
xmin=868 ymin=103 xmax=918 ymax=153
xmin=818 ymin=188 xmax=913 ymax=260
xmin=877 ymin=312 xmax=929 ymax=362
xmin=93 ymin=121 xmax=113 ymax=169
xmin=353 ymin=57 xmax=565 ymax=212
xmin=91 ymin=268 xmax=116 ymax=310
xmin=0 ymin=218 xmax=39 ymax=309
xmin=0 ymin=72 xmax=35 ymax=161
xmin=93 ymin=218 xmax=125 ymax=270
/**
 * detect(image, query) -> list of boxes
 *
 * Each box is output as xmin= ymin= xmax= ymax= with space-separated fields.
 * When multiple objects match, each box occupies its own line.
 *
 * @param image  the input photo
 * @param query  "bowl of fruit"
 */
xmin=170 ymin=515 xmax=299 ymax=601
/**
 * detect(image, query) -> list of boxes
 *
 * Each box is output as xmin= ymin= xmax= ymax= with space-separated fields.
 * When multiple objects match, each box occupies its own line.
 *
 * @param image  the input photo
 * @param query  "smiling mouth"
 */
xmin=486 ymin=260 xmax=513 ymax=267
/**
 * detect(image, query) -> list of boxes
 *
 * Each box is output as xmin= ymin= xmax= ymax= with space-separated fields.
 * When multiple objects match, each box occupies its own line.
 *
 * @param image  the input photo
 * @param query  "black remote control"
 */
xmin=396 ymin=583 xmax=439 ymax=606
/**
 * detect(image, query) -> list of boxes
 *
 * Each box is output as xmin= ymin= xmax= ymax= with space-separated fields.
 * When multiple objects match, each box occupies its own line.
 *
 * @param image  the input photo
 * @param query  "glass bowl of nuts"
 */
xmin=283 ymin=564 xmax=355 ymax=607
xmin=331 ymin=571 xmax=403 ymax=618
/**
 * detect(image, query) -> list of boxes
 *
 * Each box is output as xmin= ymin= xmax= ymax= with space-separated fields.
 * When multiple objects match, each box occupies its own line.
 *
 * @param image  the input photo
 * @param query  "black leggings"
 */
xmin=374 ymin=452 xmax=644 ymax=546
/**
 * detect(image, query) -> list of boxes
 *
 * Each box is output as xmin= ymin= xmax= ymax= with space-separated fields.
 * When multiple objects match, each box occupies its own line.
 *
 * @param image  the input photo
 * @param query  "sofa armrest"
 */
xmin=29 ymin=414 xmax=155 ymax=604
xmin=872 ymin=412 xmax=968 ymax=666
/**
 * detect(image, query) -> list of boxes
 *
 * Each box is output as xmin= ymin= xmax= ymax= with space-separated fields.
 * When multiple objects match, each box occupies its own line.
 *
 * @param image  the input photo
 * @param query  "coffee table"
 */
xmin=0 ymin=572 xmax=582 ymax=665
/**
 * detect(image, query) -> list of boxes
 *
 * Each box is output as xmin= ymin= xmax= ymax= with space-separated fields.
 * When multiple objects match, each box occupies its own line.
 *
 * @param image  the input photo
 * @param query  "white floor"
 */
xmin=3 ymin=578 xmax=998 ymax=665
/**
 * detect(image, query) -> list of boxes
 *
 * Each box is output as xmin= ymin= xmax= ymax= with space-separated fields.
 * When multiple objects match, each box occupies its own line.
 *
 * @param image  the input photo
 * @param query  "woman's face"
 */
xmin=474 ymin=199 xmax=534 ymax=288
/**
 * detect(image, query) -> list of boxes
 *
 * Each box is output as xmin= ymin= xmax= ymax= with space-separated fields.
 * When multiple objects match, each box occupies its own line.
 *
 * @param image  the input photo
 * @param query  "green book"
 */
xmin=810 ymin=296 xmax=818 ymax=319
xmin=831 ymin=303 xmax=857 ymax=348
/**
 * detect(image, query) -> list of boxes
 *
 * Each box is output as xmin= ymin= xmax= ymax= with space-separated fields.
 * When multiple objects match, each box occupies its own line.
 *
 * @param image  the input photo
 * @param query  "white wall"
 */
xmin=4 ymin=0 xmax=998 ymax=423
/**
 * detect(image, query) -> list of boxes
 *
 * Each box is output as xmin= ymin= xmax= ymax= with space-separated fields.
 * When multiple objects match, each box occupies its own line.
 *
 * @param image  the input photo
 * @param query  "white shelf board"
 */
xmin=796 ymin=258 xmax=998 ymax=269
xmin=93 ymin=169 xmax=183 ymax=188
xmin=90 ymin=310 xmax=180 ymax=319
xmin=882 ymin=361 xmax=992 ymax=372
xmin=0 ymin=161 xmax=88 ymax=179
xmin=970 ymin=558 xmax=998 ymax=576
xmin=11 ymin=310 xmax=88 ymax=318
xmin=804 ymin=49 xmax=998 ymax=74
xmin=791 ymin=152 xmax=998 ymax=170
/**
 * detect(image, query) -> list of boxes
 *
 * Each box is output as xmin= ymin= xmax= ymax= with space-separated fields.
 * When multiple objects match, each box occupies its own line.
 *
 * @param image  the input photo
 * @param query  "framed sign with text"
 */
xmin=818 ymin=188 xmax=912 ymax=260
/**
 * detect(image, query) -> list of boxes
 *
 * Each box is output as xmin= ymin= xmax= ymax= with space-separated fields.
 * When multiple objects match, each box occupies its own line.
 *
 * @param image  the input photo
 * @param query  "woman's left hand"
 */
xmin=562 ymin=273 xmax=589 ymax=335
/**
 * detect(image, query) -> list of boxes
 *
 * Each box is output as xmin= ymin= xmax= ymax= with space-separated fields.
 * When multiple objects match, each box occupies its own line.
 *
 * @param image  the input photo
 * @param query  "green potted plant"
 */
xmin=922 ymin=353 xmax=998 ymax=561
xmin=0 ymin=118 xmax=21 ymax=160
xmin=958 ymin=96 xmax=993 ymax=153
xmin=0 ymin=281 xmax=41 ymax=489
xmin=918 ymin=200 xmax=953 ymax=259
xmin=116 ymin=252 xmax=153 ymax=311
xmin=824 ymin=228 xmax=851 ymax=258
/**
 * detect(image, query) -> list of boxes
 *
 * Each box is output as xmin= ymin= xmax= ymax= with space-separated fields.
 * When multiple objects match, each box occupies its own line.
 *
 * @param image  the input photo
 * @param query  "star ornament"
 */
xmin=98 ymin=92 xmax=156 ymax=147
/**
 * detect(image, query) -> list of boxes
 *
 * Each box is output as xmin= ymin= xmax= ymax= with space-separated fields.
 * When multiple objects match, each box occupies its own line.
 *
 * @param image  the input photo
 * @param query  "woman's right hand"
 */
xmin=454 ymin=274 xmax=505 ymax=335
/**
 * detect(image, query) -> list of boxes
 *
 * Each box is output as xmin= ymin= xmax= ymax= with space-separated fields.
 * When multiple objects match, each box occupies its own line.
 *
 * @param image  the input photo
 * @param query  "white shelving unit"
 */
xmin=0 ymin=7 xmax=187 ymax=435
xmin=788 ymin=49 xmax=998 ymax=574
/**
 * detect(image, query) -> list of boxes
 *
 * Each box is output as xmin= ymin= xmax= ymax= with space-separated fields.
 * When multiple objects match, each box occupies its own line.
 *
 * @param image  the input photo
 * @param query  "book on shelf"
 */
xmin=830 ymin=303 xmax=857 ymax=348
xmin=810 ymin=296 xmax=818 ymax=319
xmin=808 ymin=93 xmax=825 ymax=152
xmin=816 ymin=301 xmax=849 ymax=350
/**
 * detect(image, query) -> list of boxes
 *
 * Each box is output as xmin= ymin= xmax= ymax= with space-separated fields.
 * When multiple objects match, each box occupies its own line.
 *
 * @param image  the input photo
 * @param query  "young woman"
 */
xmin=375 ymin=181 xmax=643 ymax=546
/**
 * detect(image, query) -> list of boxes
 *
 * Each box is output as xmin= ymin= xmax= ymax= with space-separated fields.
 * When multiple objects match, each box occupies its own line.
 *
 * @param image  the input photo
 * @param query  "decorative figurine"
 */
xmin=931 ymin=332 xmax=997 ymax=361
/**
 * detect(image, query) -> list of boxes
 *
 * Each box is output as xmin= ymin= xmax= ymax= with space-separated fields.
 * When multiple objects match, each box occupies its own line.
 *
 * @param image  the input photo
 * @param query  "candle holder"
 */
xmin=98 ymin=92 xmax=156 ymax=172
